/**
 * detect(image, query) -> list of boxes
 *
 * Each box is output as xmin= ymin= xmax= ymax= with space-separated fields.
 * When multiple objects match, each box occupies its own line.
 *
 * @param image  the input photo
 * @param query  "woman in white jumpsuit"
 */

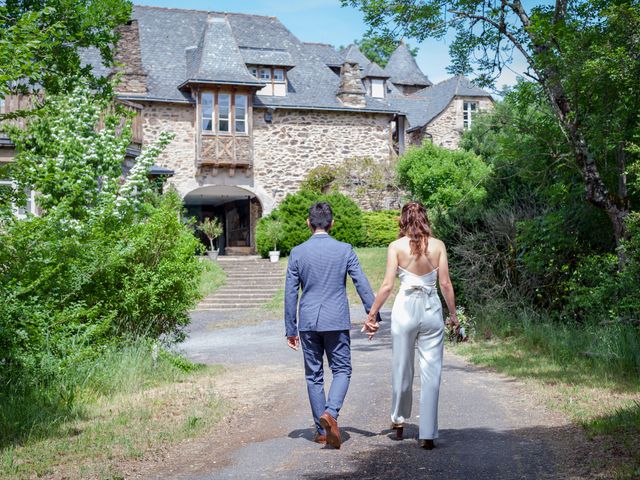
xmin=363 ymin=202 xmax=459 ymax=449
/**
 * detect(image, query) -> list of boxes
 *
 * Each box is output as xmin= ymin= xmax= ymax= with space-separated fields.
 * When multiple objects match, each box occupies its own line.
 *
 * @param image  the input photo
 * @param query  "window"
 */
xmin=463 ymin=101 xmax=478 ymax=129
xmin=0 ymin=179 xmax=36 ymax=218
xmin=199 ymin=91 xmax=249 ymax=135
xmin=249 ymin=65 xmax=287 ymax=97
xmin=259 ymin=68 xmax=272 ymax=81
xmin=202 ymin=92 xmax=214 ymax=131
xmin=273 ymin=68 xmax=285 ymax=82
xmin=371 ymin=79 xmax=385 ymax=99
xmin=218 ymin=93 xmax=230 ymax=132
xmin=235 ymin=95 xmax=247 ymax=133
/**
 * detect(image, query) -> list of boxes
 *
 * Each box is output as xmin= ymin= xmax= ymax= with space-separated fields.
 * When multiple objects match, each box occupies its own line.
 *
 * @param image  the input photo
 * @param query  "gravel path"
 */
xmin=138 ymin=308 xmax=583 ymax=480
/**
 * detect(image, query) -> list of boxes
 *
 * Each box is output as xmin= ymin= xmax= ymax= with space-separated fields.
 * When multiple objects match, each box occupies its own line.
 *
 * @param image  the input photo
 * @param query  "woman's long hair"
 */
xmin=398 ymin=202 xmax=432 ymax=258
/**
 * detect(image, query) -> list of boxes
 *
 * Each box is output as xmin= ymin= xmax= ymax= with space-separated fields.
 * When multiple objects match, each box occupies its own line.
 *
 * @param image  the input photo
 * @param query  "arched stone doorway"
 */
xmin=184 ymin=185 xmax=263 ymax=256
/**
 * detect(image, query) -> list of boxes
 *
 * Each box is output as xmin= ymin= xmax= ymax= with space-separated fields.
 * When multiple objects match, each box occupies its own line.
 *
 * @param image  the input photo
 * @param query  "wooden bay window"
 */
xmin=197 ymin=89 xmax=253 ymax=169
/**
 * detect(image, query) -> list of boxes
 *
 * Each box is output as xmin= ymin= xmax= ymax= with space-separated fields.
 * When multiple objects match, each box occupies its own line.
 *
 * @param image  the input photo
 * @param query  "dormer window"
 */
xmin=249 ymin=65 xmax=287 ymax=97
xmin=259 ymin=68 xmax=271 ymax=81
xmin=370 ymin=79 xmax=385 ymax=99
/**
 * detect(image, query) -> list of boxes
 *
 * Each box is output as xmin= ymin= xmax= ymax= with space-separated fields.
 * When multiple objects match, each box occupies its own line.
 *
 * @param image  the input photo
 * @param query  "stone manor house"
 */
xmin=0 ymin=5 xmax=493 ymax=255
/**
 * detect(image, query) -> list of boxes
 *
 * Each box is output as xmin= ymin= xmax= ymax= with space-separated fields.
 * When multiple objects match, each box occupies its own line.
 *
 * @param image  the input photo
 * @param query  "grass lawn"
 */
xmin=452 ymin=336 xmax=640 ymax=478
xmin=198 ymin=257 xmax=227 ymax=298
xmin=0 ymin=345 xmax=225 ymax=480
xmin=263 ymin=247 xmax=395 ymax=314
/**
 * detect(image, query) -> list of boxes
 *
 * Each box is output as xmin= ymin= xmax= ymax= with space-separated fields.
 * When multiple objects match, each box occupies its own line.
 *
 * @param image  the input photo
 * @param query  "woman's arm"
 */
xmin=437 ymin=242 xmax=459 ymax=327
xmin=364 ymin=243 xmax=398 ymax=332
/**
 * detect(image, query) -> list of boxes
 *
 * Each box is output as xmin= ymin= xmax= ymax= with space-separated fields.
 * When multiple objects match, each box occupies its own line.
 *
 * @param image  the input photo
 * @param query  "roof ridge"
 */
xmin=211 ymin=10 xmax=278 ymax=20
xmin=134 ymin=5 xmax=278 ymax=20
xmin=134 ymin=4 xmax=209 ymax=14
xmin=303 ymin=42 xmax=335 ymax=47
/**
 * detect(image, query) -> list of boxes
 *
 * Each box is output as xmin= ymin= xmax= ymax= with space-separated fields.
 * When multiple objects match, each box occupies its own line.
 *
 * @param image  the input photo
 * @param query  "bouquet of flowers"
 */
xmin=446 ymin=307 xmax=474 ymax=343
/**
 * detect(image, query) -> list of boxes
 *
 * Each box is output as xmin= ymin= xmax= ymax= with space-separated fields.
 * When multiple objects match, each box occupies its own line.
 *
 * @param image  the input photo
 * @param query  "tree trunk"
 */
xmin=510 ymin=0 xmax=630 ymax=266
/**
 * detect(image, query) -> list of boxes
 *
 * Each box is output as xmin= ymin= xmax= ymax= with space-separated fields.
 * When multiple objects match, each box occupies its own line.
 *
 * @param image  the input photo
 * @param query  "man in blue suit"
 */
xmin=284 ymin=202 xmax=380 ymax=449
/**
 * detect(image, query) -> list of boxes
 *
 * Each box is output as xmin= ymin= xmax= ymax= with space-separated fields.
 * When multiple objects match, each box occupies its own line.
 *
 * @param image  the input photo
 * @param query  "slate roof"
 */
xmin=388 ymin=75 xmax=493 ymax=130
xmin=239 ymin=47 xmax=295 ymax=67
xmin=415 ymin=75 xmax=492 ymax=100
xmin=183 ymin=14 xmax=262 ymax=87
xmin=302 ymin=43 xmax=343 ymax=67
xmin=340 ymin=44 xmax=371 ymax=67
xmin=384 ymin=42 xmax=432 ymax=87
xmin=362 ymin=61 xmax=390 ymax=78
xmin=80 ymin=6 xmax=492 ymax=121
xmin=96 ymin=6 xmax=398 ymax=113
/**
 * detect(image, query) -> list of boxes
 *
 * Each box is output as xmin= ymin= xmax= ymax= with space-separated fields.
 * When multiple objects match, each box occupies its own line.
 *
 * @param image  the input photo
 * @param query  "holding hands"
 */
xmin=361 ymin=313 xmax=379 ymax=340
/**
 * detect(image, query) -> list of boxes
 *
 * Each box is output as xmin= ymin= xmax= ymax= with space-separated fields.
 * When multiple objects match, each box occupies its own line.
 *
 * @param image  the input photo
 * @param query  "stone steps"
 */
xmin=194 ymin=256 xmax=285 ymax=312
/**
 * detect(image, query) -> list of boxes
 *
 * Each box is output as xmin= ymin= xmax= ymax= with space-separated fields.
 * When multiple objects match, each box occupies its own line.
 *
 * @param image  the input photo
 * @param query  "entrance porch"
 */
xmin=184 ymin=185 xmax=262 ymax=255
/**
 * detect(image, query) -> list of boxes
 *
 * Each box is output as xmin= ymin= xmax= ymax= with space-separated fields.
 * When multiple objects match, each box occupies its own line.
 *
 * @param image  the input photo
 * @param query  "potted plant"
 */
xmin=198 ymin=217 xmax=223 ymax=261
xmin=264 ymin=218 xmax=284 ymax=263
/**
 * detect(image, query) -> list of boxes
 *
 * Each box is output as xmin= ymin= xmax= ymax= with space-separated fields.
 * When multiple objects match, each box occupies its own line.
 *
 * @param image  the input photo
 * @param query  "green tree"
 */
xmin=352 ymin=35 xmax=418 ymax=67
xmin=0 ymin=0 xmax=131 ymax=108
xmin=0 ymin=84 xmax=201 ymax=393
xmin=397 ymin=142 xmax=491 ymax=210
xmin=343 ymin=0 xmax=640 ymax=264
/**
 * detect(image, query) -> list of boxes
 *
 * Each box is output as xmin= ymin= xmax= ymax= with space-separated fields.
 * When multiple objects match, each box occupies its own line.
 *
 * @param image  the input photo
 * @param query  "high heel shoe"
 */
xmin=419 ymin=439 xmax=435 ymax=450
xmin=390 ymin=422 xmax=404 ymax=439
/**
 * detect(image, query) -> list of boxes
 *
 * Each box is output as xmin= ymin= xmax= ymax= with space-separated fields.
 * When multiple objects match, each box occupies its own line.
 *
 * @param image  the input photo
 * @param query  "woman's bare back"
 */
xmin=393 ymin=236 xmax=444 ymax=276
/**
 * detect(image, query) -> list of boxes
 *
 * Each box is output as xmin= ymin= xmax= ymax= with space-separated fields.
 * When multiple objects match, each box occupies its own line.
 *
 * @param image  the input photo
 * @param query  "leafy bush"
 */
xmin=0 ymin=85 xmax=209 ymax=438
xmin=300 ymin=165 xmax=336 ymax=193
xmin=562 ymin=213 xmax=640 ymax=324
xmin=256 ymin=189 xmax=364 ymax=257
xmin=397 ymin=142 xmax=491 ymax=209
xmin=362 ymin=210 xmax=399 ymax=247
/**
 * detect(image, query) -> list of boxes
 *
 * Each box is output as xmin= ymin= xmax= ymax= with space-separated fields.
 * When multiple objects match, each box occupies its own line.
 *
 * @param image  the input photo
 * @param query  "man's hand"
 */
xmin=361 ymin=315 xmax=380 ymax=341
xmin=287 ymin=335 xmax=299 ymax=351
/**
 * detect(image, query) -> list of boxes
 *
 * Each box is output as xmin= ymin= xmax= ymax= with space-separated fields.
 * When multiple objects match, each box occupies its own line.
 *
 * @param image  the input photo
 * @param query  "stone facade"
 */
xmin=113 ymin=21 xmax=147 ymax=95
xmin=140 ymin=102 xmax=196 ymax=188
xmin=253 ymin=108 xmax=394 ymax=205
xmin=138 ymin=102 xmax=395 ymax=212
xmin=409 ymin=96 xmax=494 ymax=149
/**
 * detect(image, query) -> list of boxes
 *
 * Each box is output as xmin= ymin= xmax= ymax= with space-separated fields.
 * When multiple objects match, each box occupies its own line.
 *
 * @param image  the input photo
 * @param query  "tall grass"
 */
xmin=469 ymin=300 xmax=640 ymax=385
xmin=0 ymin=338 xmax=201 ymax=449
xmin=199 ymin=258 xmax=227 ymax=298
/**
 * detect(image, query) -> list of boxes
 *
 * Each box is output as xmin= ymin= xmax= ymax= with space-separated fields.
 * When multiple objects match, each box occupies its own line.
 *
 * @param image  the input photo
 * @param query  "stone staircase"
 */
xmin=195 ymin=256 xmax=285 ymax=311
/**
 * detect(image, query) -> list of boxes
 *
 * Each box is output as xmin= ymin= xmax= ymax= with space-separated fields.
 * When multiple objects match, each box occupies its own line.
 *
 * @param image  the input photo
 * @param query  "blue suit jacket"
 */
xmin=284 ymin=233 xmax=379 ymax=337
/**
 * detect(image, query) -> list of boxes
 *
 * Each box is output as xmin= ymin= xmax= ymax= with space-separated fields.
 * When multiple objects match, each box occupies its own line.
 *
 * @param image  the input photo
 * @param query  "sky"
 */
xmin=136 ymin=0 xmax=529 ymax=90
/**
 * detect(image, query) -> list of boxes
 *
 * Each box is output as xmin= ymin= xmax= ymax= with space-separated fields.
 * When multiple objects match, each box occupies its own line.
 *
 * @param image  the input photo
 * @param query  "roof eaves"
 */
xmin=117 ymin=95 xmax=195 ymax=104
xmin=178 ymin=78 xmax=265 ymax=90
xmin=253 ymin=103 xmax=404 ymax=116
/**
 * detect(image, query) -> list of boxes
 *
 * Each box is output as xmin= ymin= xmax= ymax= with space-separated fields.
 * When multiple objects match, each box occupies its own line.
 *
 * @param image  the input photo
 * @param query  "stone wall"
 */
xmin=139 ymin=102 xmax=197 ymax=192
xmin=114 ymin=21 xmax=147 ymax=95
xmin=420 ymin=96 xmax=494 ymax=150
xmin=138 ymin=102 xmax=398 ymax=211
xmin=337 ymin=62 xmax=366 ymax=108
xmin=252 ymin=108 xmax=394 ymax=205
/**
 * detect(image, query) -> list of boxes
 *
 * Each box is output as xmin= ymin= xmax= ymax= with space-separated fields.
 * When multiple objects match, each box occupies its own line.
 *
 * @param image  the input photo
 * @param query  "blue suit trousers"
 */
xmin=299 ymin=330 xmax=352 ymax=435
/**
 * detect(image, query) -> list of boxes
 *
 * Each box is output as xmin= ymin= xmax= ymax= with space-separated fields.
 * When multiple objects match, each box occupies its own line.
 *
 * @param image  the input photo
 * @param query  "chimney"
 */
xmin=336 ymin=62 xmax=365 ymax=108
xmin=112 ymin=20 xmax=148 ymax=95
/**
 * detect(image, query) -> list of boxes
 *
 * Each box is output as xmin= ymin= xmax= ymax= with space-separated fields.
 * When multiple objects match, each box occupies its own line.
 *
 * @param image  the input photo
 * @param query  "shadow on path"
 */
xmin=297 ymin=425 xmax=586 ymax=480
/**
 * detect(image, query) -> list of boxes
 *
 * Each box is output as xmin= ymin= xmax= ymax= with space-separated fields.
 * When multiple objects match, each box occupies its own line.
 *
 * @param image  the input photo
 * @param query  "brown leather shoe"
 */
xmin=314 ymin=433 xmax=327 ymax=444
xmin=391 ymin=422 xmax=404 ymax=440
xmin=319 ymin=412 xmax=341 ymax=449
xmin=419 ymin=439 xmax=435 ymax=450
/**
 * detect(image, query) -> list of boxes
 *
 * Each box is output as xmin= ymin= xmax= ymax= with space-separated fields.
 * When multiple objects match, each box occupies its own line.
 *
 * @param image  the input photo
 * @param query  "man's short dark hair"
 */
xmin=309 ymin=202 xmax=333 ymax=231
